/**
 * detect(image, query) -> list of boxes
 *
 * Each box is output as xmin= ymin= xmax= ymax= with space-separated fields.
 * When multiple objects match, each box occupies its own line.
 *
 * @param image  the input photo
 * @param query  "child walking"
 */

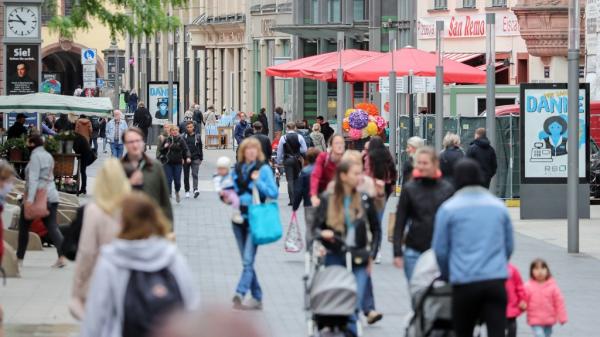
xmin=505 ymin=263 xmax=527 ymax=337
xmin=525 ymin=259 xmax=568 ymax=337
xmin=213 ymin=156 xmax=243 ymax=224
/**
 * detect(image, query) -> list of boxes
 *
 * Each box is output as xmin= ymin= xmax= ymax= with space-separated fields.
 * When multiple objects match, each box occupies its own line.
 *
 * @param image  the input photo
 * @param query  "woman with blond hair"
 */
xmin=80 ymin=192 xmax=198 ymax=337
xmin=310 ymin=123 xmax=327 ymax=152
xmin=230 ymin=137 xmax=278 ymax=310
xmin=69 ymin=158 xmax=132 ymax=320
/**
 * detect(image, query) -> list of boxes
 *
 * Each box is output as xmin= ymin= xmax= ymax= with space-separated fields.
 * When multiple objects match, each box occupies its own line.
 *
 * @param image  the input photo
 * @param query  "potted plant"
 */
xmin=55 ymin=131 xmax=78 ymax=153
xmin=2 ymin=137 xmax=28 ymax=162
xmin=44 ymin=137 xmax=59 ymax=154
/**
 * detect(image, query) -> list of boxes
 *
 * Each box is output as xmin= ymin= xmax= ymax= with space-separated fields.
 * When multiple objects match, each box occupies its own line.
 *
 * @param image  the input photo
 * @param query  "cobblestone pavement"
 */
xmin=0 ymin=148 xmax=599 ymax=337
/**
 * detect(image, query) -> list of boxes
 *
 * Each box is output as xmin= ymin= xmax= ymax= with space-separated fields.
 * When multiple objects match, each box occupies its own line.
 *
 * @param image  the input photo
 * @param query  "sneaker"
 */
xmin=243 ymin=298 xmax=263 ymax=311
xmin=375 ymin=252 xmax=382 ymax=264
xmin=175 ymin=192 xmax=181 ymax=203
xmin=185 ymin=191 xmax=190 ymax=198
xmin=232 ymin=294 xmax=244 ymax=310
xmin=17 ymin=259 xmax=23 ymax=269
xmin=194 ymin=189 xmax=200 ymax=198
xmin=51 ymin=259 xmax=66 ymax=269
xmin=366 ymin=311 xmax=383 ymax=325
xmin=232 ymin=210 xmax=244 ymax=224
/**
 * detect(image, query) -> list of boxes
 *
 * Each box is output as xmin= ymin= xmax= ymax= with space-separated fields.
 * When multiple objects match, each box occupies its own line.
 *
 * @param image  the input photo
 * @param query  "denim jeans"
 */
xmin=324 ymin=253 xmax=368 ymax=337
xmin=17 ymin=203 xmax=62 ymax=260
xmin=232 ymin=223 xmax=262 ymax=301
xmin=403 ymin=247 xmax=422 ymax=282
xmin=110 ymin=142 xmax=124 ymax=158
xmin=183 ymin=159 xmax=201 ymax=192
xmin=531 ymin=325 xmax=553 ymax=337
xmin=164 ymin=163 xmax=183 ymax=195
xmin=362 ymin=275 xmax=376 ymax=314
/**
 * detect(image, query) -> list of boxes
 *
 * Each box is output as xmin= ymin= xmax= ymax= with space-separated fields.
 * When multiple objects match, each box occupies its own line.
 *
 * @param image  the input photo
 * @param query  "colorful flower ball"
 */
xmin=349 ymin=128 xmax=362 ymax=140
xmin=342 ymin=119 xmax=350 ymax=132
xmin=345 ymin=108 xmax=355 ymax=118
xmin=348 ymin=109 xmax=369 ymax=129
xmin=366 ymin=122 xmax=379 ymax=136
xmin=375 ymin=116 xmax=386 ymax=130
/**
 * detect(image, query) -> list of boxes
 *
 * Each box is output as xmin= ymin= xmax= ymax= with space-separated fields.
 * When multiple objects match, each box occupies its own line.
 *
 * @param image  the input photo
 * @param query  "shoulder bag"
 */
xmin=248 ymin=184 xmax=282 ymax=245
xmin=24 ymin=162 xmax=53 ymax=220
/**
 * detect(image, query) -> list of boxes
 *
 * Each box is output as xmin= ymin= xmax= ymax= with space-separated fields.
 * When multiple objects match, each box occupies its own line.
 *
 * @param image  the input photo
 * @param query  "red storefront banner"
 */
xmin=418 ymin=13 xmax=520 ymax=40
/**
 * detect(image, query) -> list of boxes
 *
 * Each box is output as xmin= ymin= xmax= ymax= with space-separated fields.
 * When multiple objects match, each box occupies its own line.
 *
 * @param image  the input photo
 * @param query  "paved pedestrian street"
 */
xmin=1 ymin=150 xmax=599 ymax=337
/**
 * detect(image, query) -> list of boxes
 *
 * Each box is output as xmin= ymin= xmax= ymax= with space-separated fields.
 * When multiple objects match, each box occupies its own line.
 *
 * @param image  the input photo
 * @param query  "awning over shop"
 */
xmin=265 ymin=49 xmax=381 ymax=81
xmin=0 ymin=93 xmax=113 ymax=117
xmin=443 ymin=52 xmax=484 ymax=64
xmin=343 ymin=47 xmax=487 ymax=84
xmin=271 ymin=24 xmax=369 ymax=41
xmin=476 ymin=62 xmax=509 ymax=73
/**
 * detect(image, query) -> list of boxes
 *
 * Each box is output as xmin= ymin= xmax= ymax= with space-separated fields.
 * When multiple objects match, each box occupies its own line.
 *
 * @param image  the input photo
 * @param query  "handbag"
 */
xmin=284 ymin=211 xmax=303 ymax=253
xmin=248 ymin=185 xmax=282 ymax=245
xmin=24 ymin=163 xmax=53 ymax=221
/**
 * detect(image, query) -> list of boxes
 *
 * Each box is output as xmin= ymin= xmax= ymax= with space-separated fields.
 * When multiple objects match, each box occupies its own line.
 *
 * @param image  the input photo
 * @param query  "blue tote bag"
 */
xmin=248 ymin=186 xmax=283 ymax=245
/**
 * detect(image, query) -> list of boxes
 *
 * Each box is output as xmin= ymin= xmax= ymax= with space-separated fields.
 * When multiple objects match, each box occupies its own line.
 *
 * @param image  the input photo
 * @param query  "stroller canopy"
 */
xmin=310 ymin=266 xmax=357 ymax=316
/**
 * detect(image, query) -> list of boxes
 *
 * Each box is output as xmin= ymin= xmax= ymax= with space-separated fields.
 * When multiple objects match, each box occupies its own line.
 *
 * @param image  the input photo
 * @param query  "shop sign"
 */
xmin=418 ymin=13 xmax=520 ymax=39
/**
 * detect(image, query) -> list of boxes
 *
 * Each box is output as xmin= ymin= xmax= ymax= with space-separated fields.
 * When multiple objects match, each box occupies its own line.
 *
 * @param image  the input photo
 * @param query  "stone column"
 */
xmin=224 ymin=47 xmax=231 ymax=111
xmin=234 ymin=47 xmax=241 ymax=111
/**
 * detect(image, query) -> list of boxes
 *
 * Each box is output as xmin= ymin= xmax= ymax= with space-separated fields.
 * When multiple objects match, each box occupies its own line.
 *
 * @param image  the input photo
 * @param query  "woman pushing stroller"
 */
xmin=314 ymin=159 xmax=381 ymax=336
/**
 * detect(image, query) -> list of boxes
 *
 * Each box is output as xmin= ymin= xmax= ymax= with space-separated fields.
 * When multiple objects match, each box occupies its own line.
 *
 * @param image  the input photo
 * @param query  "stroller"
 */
xmin=304 ymin=239 xmax=358 ymax=337
xmin=405 ymin=250 xmax=454 ymax=337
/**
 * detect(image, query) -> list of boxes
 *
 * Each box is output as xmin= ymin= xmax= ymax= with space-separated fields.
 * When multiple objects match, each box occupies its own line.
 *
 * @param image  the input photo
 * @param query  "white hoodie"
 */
xmin=80 ymin=237 xmax=199 ymax=337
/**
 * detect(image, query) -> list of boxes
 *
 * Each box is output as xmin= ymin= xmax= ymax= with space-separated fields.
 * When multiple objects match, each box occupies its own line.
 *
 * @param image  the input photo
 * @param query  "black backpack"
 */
xmin=122 ymin=268 xmax=184 ymax=337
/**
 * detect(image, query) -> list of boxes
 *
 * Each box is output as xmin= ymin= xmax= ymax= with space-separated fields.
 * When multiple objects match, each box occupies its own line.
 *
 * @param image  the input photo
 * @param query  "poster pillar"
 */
xmin=519 ymin=83 xmax=590 ymax=221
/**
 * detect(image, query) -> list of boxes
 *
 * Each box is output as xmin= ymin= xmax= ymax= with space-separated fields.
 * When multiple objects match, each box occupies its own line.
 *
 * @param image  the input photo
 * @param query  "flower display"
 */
xmin=348 ymin=109 xmax=369 ymax=130
xmin=375 ymin=116 xmax=386 ymax=129
xmin=355 ymin=102 xmax=379 ymax=116
xmin=345 ymin=108 xmax=355 ymax=118
xmin=366 ymin=122 xmax=379 ymax=136
xmin=342 ymin=119 xmax=350 ymax=132
xmin=349 ymin=128 xmax=362 ymax=140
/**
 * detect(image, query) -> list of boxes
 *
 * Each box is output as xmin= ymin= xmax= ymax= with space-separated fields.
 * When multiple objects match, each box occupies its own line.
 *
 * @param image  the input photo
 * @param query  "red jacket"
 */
xmin=505 ymin=263 xmax=526 ymax=318
xmin=525 ymin=278 xmax=568 ymax=326
xmin=310 ymin=152 xmax=338 ymax=197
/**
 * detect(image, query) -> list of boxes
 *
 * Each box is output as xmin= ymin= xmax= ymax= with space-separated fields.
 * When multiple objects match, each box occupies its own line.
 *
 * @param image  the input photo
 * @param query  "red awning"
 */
xmin=343 ymin=47 xmax=487 ymax=84
xmin=265 ymin=49 xmax=381 ymax=81
xmin=443 ymin=52 xmax=483 ymax=63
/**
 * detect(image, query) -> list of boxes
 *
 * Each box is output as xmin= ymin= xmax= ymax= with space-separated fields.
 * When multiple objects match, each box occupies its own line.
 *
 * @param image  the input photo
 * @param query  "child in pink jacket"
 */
xmin=505 ymin=263 xmax=527 ymax=337
xmin=525 ymin=259 xmax=568 ymax=337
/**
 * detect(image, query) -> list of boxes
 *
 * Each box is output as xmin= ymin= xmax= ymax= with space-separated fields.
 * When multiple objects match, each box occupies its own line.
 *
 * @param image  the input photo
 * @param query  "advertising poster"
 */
xmin=6 ymin=112 xmax=38 ymax=130
xmin=148 ymin=82 xmax=179 ymax=125
xmin=5 ymin=44 xmax=39 ymax=95
xmin=520 ymin=83 xmax=590 ymax=183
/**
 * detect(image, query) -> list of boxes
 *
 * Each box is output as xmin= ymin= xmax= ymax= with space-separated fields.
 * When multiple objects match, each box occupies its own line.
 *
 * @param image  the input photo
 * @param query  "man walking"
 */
xmin=234 ymin=113 xmax=251 ymax=146
xmin=192 ymin=104 xmax=204 ymax=136
xmin=252 ymin=122 xmax=272 ymax=161
xmin=105 ymin=110 xmax=128 ymax=158
xmin=133 ymin=102 xmax=152 ymax=149
xmin=182 ymin=121 xmax=203 ymax=199
xmin=316 ymin=116 xmax=334 ymax=143
xmin=122 ymin=127 xmax=173 ymax=227
xmin=277 ymin=122 xmax=307 ymax=205
xmin=466 ymin=128 xmax=498 ymax=189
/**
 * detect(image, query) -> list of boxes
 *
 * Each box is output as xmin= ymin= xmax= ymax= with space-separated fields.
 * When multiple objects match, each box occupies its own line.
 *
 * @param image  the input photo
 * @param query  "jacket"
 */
xmin=466 ymin=137 xmax=498 ymax=184
xmin=133 ymin=107 xmax=152 ymax=130
xmin=394 ymin=173 xmax=454 ymax=257
xmin=105 ymin=119 xmax=128 ymax=144
xmin=182 ymin=132 xmax=203 ymax=161
xmin=401 ymin=157 xmax=414 ymax=184
xmin=310 ymin=132 xmax=327 ymax=152
xmin=257 ymin=113 xmax=269 ymax=135
xmin=75 ymin=118 xmax=93 ymax=141
xmin=432 ymin=186 xmax=513 ymax=285
xmin=26 ymin=146 xmax=59 ymax=203
xmin=73 ymin=134 xmax=95 ymax=167
xmin=127 ymin=93 xmax=138 ymax=106
xmin=273 ymin=113 xmax=283 ymax=132
xmin=320 ymin=122 xmax=334 ymax=143
xmin=314 ymin=192 xmax=381 ymax=261
xmin=310 ymin=152 xmax=338 ymax=197
xmin=193 ymin=109 xmax=204 ymax=128
xmin=253 ymin=133 xmax=272 ymax=161
xmin=99 ymin=119 xmax=107 ymax=138
xmin=292 ymin=164 xmax=314 ymax=211
xmin=6 ymin=122 xmax=27 ymax=139
xmin=159 ymin=136 xmax=190 ymax=164
xmin=525 ymin=278 xmax=568 ymax=326
xmin=231 ymin=161 xmax=279 ymax=209
xmin=439 ymin=146 xmax=464 ymax=184
xmin=276 ymin=131 xmax=307 ymax=164
xmin=54 ymin=116 xmax=74 ymax=132
xmin=506 ymin=263 xmax=526 ymax=319
xmin=121 ymin=155 xmax=173 ymax=225
xmin=234 ymin=120 xmax=251 ymax=145
xmin=79 ymin=237 xmax=199 ymax=337
xmin=70 ymin=202 xmax=121 ymax=320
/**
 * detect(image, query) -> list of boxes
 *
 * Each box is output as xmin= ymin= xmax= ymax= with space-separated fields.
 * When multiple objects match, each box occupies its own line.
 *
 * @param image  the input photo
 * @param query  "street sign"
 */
xmin=378 ymin=76 xmax=408 ymax=94
xmin=83 ymin=81 xmax=96 ymax=89
xmin=411 ymin=76 xmax=436 ymax=93
xmin=96 ymin=78 xmax=105 ymax=88
xmin=83 ymin=72 xmax=96 ymax=82
xmin=81 ymin=48 xmax=97 ymax=65
xmin=83 ymin=64 xmax=95 ymax=72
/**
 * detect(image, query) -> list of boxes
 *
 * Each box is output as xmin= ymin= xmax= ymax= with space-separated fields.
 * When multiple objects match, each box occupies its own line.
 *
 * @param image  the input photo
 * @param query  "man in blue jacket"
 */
xmin=432 ymin=158 xmax=513 ymax=337
xmin=234 ymin=113 xmax=251 ymax=146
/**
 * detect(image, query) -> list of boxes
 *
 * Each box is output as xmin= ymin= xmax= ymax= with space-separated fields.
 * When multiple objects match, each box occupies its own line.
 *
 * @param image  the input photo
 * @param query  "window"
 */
xmin=146 ymin=39 xmax=151 ymax=81
xmin=328 ymin=0 xmax=341 ymax=23
xmin=463 ymin=0 xmax=476 ymax=8
xmin=41 ymin=0 xmax=56 ymax=25
xmin=63 ymin=0 xmax=73 ymax=16
xmin=354 ymin=0 xmax=366 ymax=21
xmin=433 ymin=0 xmax=447 ymax=10
xmin=490 ymin=0 xmax=507 ymax=7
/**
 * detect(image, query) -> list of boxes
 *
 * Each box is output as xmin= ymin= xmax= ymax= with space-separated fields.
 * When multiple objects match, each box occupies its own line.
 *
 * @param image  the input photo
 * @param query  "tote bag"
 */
xmin=248 ymin=186 xmax=282 ymax=245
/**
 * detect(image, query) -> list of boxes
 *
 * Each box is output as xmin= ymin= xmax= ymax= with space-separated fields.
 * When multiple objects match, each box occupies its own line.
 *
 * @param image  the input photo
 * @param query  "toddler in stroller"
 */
xmin=405 ymin=250 xmax=453 ymax=337
xmin=304 ymin=238 xmax=359 ymax=337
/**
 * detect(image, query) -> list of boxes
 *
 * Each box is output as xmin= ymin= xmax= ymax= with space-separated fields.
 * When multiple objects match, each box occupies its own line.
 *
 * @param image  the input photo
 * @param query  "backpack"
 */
xmin=300 ymin=131 xmax=314 ymax=148
xmin=122 ymin=268 xmax=184 ymax=337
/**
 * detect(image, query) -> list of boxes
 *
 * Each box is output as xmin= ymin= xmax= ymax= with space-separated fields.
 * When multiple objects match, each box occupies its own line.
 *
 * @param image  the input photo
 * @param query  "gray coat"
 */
xmin=79 ymin=237 xmax=199 ymax=337
xmin=310 ymin=132 xmax=327 ymax=152
xmin=26 ymin=146 xmax=59 ymax=203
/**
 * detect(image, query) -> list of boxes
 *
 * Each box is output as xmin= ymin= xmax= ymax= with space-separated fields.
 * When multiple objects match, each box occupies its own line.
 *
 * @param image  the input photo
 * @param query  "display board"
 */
xmin=5 ymin=44 xmax=39 ymax=95
xmin=147 ymin=81 xmax=179 ymax=125
xmin=520 ymin=83 xmax=590 ymax=184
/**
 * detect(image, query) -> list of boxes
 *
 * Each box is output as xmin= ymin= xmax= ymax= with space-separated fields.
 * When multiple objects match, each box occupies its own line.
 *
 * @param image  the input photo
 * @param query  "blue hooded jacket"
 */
xmin=231 ymin=161 xmax=279 ymax=208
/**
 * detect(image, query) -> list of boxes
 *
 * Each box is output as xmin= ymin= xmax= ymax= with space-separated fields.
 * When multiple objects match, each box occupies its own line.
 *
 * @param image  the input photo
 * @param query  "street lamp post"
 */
xmin=567 ymin=0 xmax=580 ymax=253
xmin=336 ymin=31 xmax=345 ymax=134
xmin=435 ymin=20 xmax=444 ymax=153
xmin=486 ymin=13 xmax=496 ymax=149
xmin=389 ymin=28 xmax=397 ymax=163
xmin=168 ymin=30 xmax=174 ymax=123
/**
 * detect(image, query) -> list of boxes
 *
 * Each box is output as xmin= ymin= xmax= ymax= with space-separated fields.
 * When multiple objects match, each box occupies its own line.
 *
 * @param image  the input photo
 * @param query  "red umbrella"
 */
xmin=343 ymin=47 xmax=487 ymax=84
xmin=265 ymin=49 xmax=381 ymax=81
